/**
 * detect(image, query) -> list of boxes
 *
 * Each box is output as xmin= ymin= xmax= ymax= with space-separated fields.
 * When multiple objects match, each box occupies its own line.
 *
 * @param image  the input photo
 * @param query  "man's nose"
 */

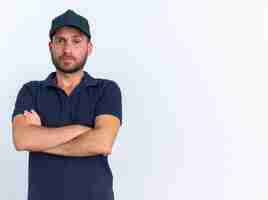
xmin=63 ymin=41 xmax=72 ymax=54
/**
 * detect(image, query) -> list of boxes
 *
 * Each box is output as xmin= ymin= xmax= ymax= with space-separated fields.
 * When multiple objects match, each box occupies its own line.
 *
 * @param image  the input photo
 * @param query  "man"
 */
xmin=12 ymin=9 xmax=122 ymax=200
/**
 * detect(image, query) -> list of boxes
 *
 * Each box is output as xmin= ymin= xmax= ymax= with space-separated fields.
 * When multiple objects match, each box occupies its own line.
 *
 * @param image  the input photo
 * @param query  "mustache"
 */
xmin=60 ymin=55 xmax=75 ymax=60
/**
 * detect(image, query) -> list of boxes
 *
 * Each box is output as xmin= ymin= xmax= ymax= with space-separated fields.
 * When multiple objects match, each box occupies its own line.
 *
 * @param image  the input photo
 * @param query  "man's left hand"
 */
xmin=23 ymin=109 xmax=42 ymax=126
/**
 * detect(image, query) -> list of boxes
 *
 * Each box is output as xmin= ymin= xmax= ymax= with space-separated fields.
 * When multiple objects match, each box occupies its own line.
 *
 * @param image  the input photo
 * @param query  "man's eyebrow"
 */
xmin=54 ymin=34 xmax=83 ymax=38
xmin=72 ymin=35 xmax=84 ymax=39
xmin=53 ymin=36 xmax=65 ymax=40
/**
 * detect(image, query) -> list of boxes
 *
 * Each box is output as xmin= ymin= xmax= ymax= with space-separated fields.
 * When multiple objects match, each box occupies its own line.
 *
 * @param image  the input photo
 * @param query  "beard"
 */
xmin=50 ymin=51 xmax=88 ymax=74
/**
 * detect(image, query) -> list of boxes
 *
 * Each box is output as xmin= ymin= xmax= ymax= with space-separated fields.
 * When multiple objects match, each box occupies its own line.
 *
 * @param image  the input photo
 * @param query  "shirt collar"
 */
xmin=42 ymin=71 xmax=98 ymax=88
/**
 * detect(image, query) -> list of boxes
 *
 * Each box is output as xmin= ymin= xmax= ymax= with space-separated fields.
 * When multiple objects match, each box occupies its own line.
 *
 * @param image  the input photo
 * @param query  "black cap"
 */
xmin=49 ymin=9 xmax=91 ymax=40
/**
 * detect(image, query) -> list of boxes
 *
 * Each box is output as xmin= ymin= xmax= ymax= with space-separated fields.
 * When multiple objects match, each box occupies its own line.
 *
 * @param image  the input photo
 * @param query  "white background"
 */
xmin=1 ymin=0 xmax=268 ymax=199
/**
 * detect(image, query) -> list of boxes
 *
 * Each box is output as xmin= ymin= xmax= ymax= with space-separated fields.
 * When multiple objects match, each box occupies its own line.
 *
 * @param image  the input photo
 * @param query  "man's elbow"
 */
xmin=13 ymin=136 xmax=31 ymax=151
xmin=99 ymin=144 xmax=113 ymax=155
xmin=103 ymin=146 xmax=112 ymax=155
xmin=13 ymin=131 xmax=37 ymax=152
xmin=13 ymin=138 xmax=27 ymax=151
xmin=12 ymin=130 xmax=24 ymax=151
xmin=14 ymin=141 xmax=40 ymax=152
xmin=14 ymin=143 xmax=23 ymax=151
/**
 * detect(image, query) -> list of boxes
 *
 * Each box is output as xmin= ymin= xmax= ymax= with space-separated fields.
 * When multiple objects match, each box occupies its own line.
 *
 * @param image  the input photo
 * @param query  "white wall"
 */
xmin=1 ymin=0 xmax=268 ymax=199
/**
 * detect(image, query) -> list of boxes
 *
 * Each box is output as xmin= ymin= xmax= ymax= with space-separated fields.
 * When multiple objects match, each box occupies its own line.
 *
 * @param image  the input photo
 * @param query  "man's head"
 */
xmin=49 ymin=10 xmax=92 ymax=74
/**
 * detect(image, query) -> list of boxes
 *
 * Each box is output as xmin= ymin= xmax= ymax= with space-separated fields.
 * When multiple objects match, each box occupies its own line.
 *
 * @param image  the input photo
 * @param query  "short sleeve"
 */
xmin=95 ymin=81 xmax=122 ymax=125
xmin=12 ymin=83 xmax=35 ymax=121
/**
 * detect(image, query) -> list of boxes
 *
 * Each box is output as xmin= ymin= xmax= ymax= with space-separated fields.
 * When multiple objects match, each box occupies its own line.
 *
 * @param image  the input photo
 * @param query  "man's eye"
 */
xmin=73 ymin=40 xmax=81 ymax=44
xmin=54 ymin=38 xmax=64 ymax=44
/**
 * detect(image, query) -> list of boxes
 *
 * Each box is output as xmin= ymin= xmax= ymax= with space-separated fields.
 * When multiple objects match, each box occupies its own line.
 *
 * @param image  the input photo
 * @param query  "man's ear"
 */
xmin=48 ymin=41 xmax=53 ymax=52
xmin=87 ymin=41 xmax=93 ymax=56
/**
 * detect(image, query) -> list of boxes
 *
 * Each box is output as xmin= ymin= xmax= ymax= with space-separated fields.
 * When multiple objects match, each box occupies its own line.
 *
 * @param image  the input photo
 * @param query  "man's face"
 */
xmin=49 ymin=26 xmax=92 ymax=74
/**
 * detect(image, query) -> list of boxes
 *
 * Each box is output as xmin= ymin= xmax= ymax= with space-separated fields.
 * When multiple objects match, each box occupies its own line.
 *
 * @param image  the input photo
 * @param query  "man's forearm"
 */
xmin=13 ymin=124 xmax=90 ymax=152
xmin=43 ymin=128 xmax=113 ymax=157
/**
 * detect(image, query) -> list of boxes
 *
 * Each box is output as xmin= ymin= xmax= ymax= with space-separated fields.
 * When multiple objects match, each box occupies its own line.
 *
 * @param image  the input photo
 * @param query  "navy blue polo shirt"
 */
xmin=12 ymin=71 xmax=122 ymax=200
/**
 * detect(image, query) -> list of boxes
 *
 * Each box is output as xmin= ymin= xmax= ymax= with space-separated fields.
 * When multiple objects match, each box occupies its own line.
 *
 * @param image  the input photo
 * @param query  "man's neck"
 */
xmin=55 ymin=70 xmax=84 ymax=95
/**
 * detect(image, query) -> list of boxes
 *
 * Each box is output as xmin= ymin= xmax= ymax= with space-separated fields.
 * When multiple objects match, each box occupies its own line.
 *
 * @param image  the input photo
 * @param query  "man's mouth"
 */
xmin=61 ymin=56 xmax=75 ymax=61
xmin=63 ymin=57 xmax=74 ymax=61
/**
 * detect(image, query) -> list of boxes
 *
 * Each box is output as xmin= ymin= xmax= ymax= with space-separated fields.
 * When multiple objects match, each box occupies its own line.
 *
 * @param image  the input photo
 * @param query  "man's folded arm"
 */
xmin=12 ymin=114 xmax=90 ymax=152
xmin=42 ymin=114 xmax=121 ymax=157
